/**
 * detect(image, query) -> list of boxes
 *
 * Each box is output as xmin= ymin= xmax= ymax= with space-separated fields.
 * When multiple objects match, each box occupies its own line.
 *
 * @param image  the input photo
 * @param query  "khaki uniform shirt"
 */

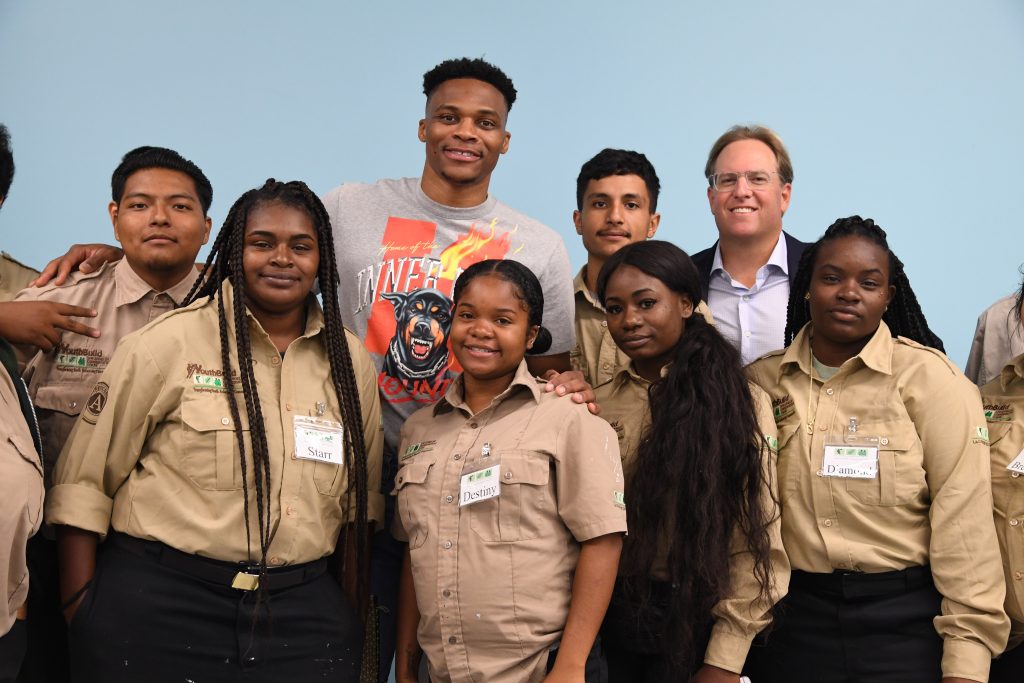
xmin=46 ymin=284 xmax=384 ymax=565
xmin=15 ymin=259 xmax=197 ymax=486
xmin=393 ymin=361 xmax=627 ymax=683
xmin=980 ymin=354 xmax=1024 ymax=650
xmin=746 ymin=322 xmax=1010 ymax=681
xmin=0 ymin=359 xmax=44 ymax=635
xmin=0 ymin=252 xmax=39 ymax=302
xmin=571 ymin=266 xmax=714 ymax=386
xmin=595 ymin=366 xmax=789 ymax=673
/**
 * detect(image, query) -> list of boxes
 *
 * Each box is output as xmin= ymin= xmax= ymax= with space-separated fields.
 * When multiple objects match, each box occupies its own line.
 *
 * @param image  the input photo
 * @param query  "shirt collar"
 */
xmin=778 ymin=320 xmax=894 ymax=381
xmin=216 ymin=280 xmax=325 ymax=343
xmin=710 ymin=233 xmax=789 ymax=277
xmin=573 ymin=265 xmax=603 ymax=309
xmin=1000 ymin=353 xmax=1024 ymax=390
xmin=113 ymin=258 xmax=200 ymax=308
xmin=434 ymin=359 xmax=541 ymax=416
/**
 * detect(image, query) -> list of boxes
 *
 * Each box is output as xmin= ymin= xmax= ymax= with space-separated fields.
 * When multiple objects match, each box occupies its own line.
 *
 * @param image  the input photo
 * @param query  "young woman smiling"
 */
xmin=592 ymin=240 xmax=787 ymax=683
xmin=745 ymin=216 xmax=1009 ymax=683
xmin=47 ymin=179 xmax=382 ymax=682
xmin=393 ymin=259 xmax=626 ymax=683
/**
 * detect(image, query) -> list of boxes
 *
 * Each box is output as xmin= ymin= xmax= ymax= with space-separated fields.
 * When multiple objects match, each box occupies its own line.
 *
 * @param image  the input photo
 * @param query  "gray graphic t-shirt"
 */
xmin=323 ymin=177 xmax=574 ymax=451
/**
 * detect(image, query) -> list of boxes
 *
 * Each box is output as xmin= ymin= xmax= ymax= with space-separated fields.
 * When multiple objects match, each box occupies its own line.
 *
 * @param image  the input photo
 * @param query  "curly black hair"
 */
xmin=576 ymin=148 xmax=661 ymax=212
xmin=0 ymin=124 xmax=13 ymax=201
xmin=423 ymin=58 xmax=517 ymax=112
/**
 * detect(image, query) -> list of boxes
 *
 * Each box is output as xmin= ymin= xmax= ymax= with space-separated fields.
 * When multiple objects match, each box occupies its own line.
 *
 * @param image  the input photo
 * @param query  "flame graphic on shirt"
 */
xmin=437 ymin=219 xmax=513 ymax=280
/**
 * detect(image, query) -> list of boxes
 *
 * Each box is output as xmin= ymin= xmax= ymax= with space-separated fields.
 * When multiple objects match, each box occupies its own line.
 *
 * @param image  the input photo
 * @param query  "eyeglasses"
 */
xmin=708 ymin=170 xmax=778 ymax=191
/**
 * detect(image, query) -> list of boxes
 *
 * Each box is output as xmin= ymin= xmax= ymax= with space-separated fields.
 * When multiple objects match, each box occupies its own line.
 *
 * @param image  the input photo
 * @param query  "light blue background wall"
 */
xmin=2 ymin=0 xmax=1023 ymax=368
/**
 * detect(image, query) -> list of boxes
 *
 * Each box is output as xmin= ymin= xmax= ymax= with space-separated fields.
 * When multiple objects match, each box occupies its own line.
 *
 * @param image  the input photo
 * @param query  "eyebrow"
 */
xmin=246 ymin=230 xmax=315 ymax=240
xmin=819 ymin=263 xmax=886 ymax=276
xmin=123 ymin=192 xmax=197 ymax=202
xmin=434 ymin=103 xmax=503 ymax=119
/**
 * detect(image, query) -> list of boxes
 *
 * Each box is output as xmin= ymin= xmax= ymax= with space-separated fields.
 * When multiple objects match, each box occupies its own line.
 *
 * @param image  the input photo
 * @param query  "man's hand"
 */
xmin=0 ymin=301 xmax=98 ymax=350
xmin=32 ymin=243 xmax=123 ymax=287
xmin=541 ymin=369 xmax=599 ymax=415
xmin=691 ymin=664 xmax=740 ymax=683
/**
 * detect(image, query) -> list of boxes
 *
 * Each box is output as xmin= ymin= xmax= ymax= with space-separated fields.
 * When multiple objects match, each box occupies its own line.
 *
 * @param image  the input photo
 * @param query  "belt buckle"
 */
xmin=231 ymin=571 xmax=260 ymax=591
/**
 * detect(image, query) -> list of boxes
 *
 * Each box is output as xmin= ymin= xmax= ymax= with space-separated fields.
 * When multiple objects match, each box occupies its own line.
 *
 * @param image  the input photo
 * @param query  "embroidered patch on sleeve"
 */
xmin=972 ymin=426 xmax=990 ymax=445
xmin=82 ymin=382 xmax=109 ymax=425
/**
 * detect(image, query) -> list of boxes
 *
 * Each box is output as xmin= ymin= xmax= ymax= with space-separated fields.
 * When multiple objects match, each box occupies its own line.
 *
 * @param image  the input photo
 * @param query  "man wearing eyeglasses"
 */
xmin=690 ymin=125 xmax=808 ymax=365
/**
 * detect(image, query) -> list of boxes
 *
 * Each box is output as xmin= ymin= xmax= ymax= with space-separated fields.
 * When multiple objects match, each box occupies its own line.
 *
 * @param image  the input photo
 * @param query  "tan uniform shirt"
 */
xmin=980 ymin=354 xmax=1024 ymax=650
xmin=393 ymin=361 xmax=627 ymax=683
xmin=571 ymin=266 xmax=714 ymax=386
xmin=0 ymin=359 xmax=44 ymax=635
xmin=15 ymin=259 xmax=197 ymax=485
xmin=595 ymin=366 xmax=789 ymax=672
xmin=46 ymin=284 xmax=384 ymax=565
xmin=0 ymin=251 xmax=39 ymax=302
xmin=967 ymin=294 xmax=1024 ymax=387
xmin=746 ymin=322 xmax=1010 ymax=681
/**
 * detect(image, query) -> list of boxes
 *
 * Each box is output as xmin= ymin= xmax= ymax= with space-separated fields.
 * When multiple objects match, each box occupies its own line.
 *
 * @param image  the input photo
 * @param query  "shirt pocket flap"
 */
xmin=988 ymin=421 xmax=1014 ymax=447
xmin=869 ymin=422 xmax=916 ymax=451
xmin=33 ymin=383 xmax=89 ymax=417
xmin=499 ymin=450 xmax=550 ymax=486
xmin=9 ymin=433 xmax=43 ymax=475
xmin=395 ymin=458 xmax=435 ymax=490
xmin=180 ymin=398 xmax=250 ymax=432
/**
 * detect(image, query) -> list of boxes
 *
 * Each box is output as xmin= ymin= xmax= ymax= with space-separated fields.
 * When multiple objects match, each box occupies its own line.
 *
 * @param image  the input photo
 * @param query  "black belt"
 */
xmin=790 ymin=565 xmax=932 ymax=600
xmin=107 ymin=533 xmax=328 ymax=592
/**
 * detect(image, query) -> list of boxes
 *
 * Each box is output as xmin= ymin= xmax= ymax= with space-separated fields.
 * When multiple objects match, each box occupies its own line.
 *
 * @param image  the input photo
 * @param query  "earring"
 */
xmin=803 ymin=292 xmax=811 ymax=301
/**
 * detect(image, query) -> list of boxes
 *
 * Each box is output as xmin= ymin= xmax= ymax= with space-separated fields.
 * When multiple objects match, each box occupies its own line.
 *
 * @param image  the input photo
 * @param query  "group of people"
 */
xmin=0 ymin=55 xmax=1020 ymax=683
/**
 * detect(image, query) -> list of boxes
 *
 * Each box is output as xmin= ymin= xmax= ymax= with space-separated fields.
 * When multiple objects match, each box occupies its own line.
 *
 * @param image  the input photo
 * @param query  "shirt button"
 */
xmin=443 ymin=540 xmax=453 ymax=549
xmin=446 ymin=495 xmax=454 ymax=503
xmin=742 ymin=295 xmax=749 ymax=301
xmin=825 ymin=388 xmax=834 ymax=395
xmin=823 ymin=519 xmax=833 ymax=527
xmin=601 ymin=321 xmax=607 ymax=327
xmin=442 ymin=589 xmax=452 ymax=597
xmin=271 ymin=356 xmax=280 ymax=366
xmin=469 ymin=422 xmax=478 ymax=429
xmin=1014 ymin=571 xmax=1023 ymax=580
xmin=70 ymin=401 xmax=78 ymax=409
xmin=448 ymin=636 xmax=457 ymax=644
xmin=602 ymin=362 xmax=611 ymax=370
xmin=819 ymin=425 xmax=827 ymax=432
xmin=286 ymin=505 xmax=296 ymax=516
xmin=505 ymin=472 xmax=512 ymax=480
xmin=269 ymin=557 xmax=281 ymax=566
xmin=745 ymin=332 xmax=752 ymax=337
xmin=221 ymin=417 xmax=231 ymax=425
xmin=285 ymin=403 xmax=293 ymax=411
xmin=1013 ymin=472 xmax=1021 ymax=479
xmin=880 ymin=438 xmax=889 ymax=446
xmin=453 ymin=453 xmax=461 ymax=461
xmin=1011 ymin=519 xmax=1020 ymax=527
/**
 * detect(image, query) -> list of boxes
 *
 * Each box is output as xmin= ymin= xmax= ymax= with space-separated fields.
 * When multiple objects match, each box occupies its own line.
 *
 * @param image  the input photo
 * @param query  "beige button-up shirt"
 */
xmin=747 ymin=322 xmax=1010 ymax=681
xmin=981 ymin=354 xmax=1024 ymax=650
xmin=967 ymin=294 xmax=1024 ymax=387
xmin=16 ymin=259 xmax=197 ymax=485
xmin=0 ymin=251 xmax=39 ymax=302
xmin=46 ymin=285 xmax=383 ymax=565
xmin=394 ymin=361 xmax=627 ymax=683
xmin=595 ymin=365 xmax=789 ymax=672
xmin=571 ymin=266 xmax=714 ymax=386
xmin=0 ymin=356 xmax=44 ymax=635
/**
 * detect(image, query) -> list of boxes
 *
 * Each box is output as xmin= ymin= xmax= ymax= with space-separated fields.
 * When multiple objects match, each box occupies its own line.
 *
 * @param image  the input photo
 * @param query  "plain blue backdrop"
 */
xmin=2 ymin=0 xmax=1023 ymax=368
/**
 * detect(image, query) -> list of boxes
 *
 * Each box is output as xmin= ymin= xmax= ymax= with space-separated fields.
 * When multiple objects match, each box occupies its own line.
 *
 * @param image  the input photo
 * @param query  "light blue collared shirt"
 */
xmin=707 ymin=236 xmax=790 ymax=366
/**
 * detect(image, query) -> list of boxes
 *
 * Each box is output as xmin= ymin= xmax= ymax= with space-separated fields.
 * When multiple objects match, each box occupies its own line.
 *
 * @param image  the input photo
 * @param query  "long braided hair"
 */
xmin=785 ymin=216 xmax=945 ymax=351
xmin=596 ymin=241 xmax=777 ymax=673
xmin=182 ymin=179 xmax=371 ymax=601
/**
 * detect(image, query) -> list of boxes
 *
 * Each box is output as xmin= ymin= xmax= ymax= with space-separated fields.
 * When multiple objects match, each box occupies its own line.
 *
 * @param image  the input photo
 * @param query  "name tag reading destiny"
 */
xmin=460 ymin=465 xmax=501 ymax=506
xmin=821 ymin=443 xmax=878 ymax=479
xmin=293 ymin=416 xmax=344 ymax=466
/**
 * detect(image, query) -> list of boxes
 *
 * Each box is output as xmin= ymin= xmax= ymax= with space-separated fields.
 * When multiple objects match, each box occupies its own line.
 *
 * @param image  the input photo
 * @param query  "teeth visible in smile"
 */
xmin=732 ymin=207 xmax=755 ymax=213
xmin=449 ymin=150 xmax=478 ymax=158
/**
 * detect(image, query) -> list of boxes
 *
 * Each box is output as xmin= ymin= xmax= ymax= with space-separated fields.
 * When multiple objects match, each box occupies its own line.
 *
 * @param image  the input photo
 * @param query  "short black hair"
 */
xmin=111 ymin=146 xmax=213 ymax=215
xmin=576 ymin=148 xmax=661 ymax=212
xmin=0 ymin=124 xmax=14 ymax=202
xmin=452 ymin=259 xmax=552 ymax=355
xmin=423 ymin=58 xmax=517 ymax=113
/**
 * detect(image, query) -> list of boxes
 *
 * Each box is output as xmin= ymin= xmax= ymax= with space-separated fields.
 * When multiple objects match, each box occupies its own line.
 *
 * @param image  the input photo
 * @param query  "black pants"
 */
xmin=0 ymin=622 xmax=26 ymax=683
xmin=747 ymin=566 xmax=943 ymax=683
xmin=16 ymin=535 xmax=69 ymax=683
xmin=68 ymin=535 xmax=363 ymax=683
xmin=601 ymin=579 xmax=710 ymax=683
xmin=547 ymin=637 xmax=608 ymax=682
xmin=991 ymin=640 xmax=1024 ymax=683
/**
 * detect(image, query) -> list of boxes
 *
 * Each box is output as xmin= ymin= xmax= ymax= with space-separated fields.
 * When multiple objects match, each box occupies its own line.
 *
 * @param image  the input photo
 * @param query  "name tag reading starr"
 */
xmin=1007 ymin=448 xmax=1024 ymax=475
xmin=294 ymin=415 xmax=344 ymax=465
xmin=460 ymin=464 xmax=501 ymax=506
xmin=821 ymin=443 xmax=878 ymax=479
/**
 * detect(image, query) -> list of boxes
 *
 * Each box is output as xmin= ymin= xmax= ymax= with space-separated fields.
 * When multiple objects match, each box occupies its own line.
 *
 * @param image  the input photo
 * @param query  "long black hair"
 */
xmin=182 ymin=179 xmax=370 ymax=603
xmin=785 ymin=215 xmax=944 ymax=351
xmin=596 ymin=240 xmax=777 ymax=671
xmin=451 ymin=259 xmax=553 ymax=355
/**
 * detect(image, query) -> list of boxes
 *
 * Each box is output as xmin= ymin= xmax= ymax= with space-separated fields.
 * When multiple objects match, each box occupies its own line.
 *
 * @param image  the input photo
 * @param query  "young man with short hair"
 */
xmin=13 ymin=146 xmax=211 ymax=682
xmin=572 ymin=148 xmax=713 ymax=385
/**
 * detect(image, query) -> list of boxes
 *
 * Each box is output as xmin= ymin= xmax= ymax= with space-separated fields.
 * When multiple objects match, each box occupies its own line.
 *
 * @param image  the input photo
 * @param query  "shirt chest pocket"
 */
xmin=394 ymin=456 xmax=437 ymax=550
xmin=843 ymin=422 xmax=924 ymax=507
xmin=180 ymin=399 xmax=248 ymax=491
xmin=469 ymin=449 xmax=551 ymax=543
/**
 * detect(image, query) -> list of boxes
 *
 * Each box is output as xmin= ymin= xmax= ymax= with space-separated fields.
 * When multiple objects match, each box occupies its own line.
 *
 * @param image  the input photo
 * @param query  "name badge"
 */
xmin=294 ymin=415 xmax=344 ymax=465
xmin=1007 ymin=448 xmax=1024 ymax=475
xmin=460 ymin=464 xmax=500 ymax=506
xmin=821 ymin=443 xmax=878 ymax=479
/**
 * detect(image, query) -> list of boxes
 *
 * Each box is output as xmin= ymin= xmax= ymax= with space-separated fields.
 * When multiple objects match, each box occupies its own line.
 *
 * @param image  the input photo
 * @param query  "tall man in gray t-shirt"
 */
xmin=322 ymin=57 xmax=576 ymax=681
